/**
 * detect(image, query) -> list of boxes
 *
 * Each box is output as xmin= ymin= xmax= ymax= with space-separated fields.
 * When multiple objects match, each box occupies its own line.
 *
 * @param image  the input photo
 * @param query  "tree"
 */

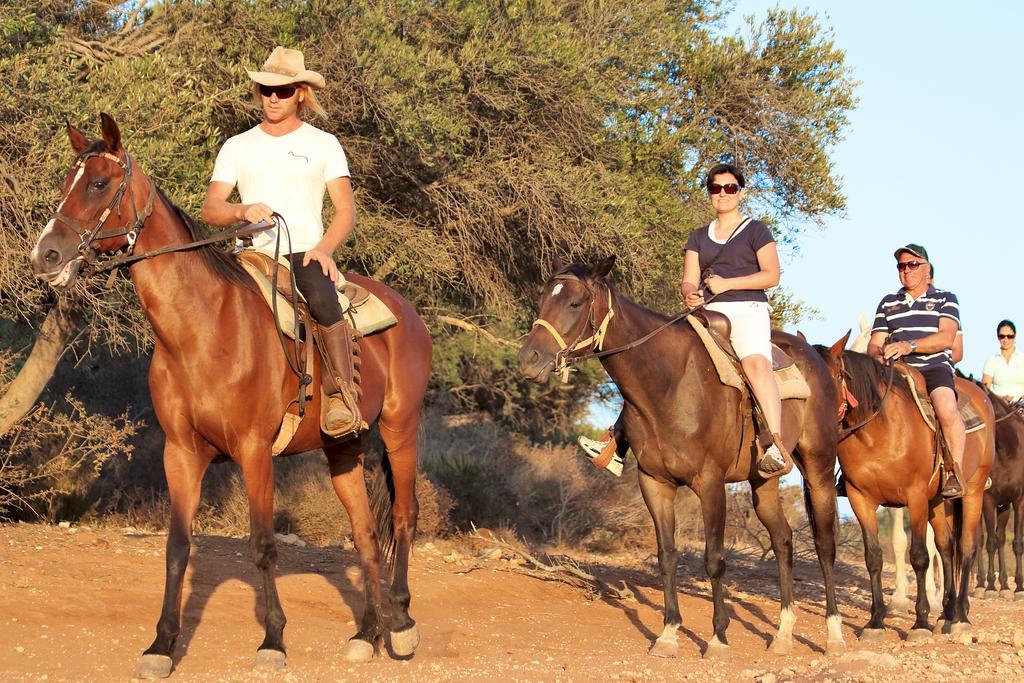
xmin=1 ymin=0 xmax=856 ymax=441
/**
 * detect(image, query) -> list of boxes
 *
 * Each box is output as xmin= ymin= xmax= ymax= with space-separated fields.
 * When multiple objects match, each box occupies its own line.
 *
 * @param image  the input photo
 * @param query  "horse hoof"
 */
xmin=649 ymin=637 xmax=678 ymax=658
xmin=984 ymin=590 xmax=999 ymax=600
xmin=390 ymin=625 xmax=420 ymax=657
xmin=887 ymin=597 xmax=912 ymax=614
xmin=933 ymin=620 xmax=949 ymax=635
xmin=859 ymin=628 xmax=886 ymax=643
xmin=134 ymin=654 xmax=173 ymax=679
xmin=1000 ymin=589 xmax=1014 ymax=600
xmin=971 ymin=587 xmax=986 ymax=599
xmin=825 ymin=639 xmax=847 ymax=656
xmin=768 ymin=637 xmax=793 ymax=655
xmin=253 ymin=649 xmax=286 ymax=671
xmin=949 ymin=622 xmax=971 ymax=636
xmin=1015 ymin=592 xmax=1024 ymax=602
xmin=906 ymin=628 xmax=932 ymax=644
xmin=702 ymin=638 xmax=729 ymax=660
xmin=343 ymin=638 xmax=375 ymax=663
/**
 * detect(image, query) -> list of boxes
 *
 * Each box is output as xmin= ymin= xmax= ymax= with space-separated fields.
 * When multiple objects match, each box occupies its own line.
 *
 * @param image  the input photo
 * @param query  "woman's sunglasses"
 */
xmin=259 ymin=84 xmax=298 ymax=99
xmin=896 ymin=261 xmax=927 ymax=272
xmin=708 ymin=183 xmax=741 ymax=195
xmin=999 ymin=334 xmax=1016 ymax=340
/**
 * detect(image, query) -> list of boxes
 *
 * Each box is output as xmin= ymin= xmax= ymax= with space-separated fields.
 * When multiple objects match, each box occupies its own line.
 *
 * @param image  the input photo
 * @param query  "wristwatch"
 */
xmin=907 ymin=340 xmax=917 ymax=352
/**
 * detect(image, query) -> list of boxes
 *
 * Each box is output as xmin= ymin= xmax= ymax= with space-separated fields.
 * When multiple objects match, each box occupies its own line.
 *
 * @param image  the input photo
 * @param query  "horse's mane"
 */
xmin=813 ymin=346 xmax=912 ymax=417
xmin=553 ymin=263 xmax=675 ymax=325
xmin=153 ymin=186 xmax=256 ymax=292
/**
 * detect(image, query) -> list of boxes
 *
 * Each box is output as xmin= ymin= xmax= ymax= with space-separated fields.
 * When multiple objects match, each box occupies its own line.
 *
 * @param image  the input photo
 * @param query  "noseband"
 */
xmin=51 ymin=150 xmax=156 ymax=271
xmin=531 ymin=275 xmax=615 ymax=382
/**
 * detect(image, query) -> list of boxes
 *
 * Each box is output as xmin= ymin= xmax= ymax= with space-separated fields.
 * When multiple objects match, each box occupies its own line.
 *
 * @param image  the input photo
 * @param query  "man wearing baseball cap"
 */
xmin=201 ymin=46 xmax=361 ymax=436
xmin=867 ymin=244 xmax=966 ymax=498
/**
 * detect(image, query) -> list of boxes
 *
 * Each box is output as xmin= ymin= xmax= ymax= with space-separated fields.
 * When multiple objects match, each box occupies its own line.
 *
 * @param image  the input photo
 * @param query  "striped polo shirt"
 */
xmin=872 ymin=285 xmax=960 ymax=371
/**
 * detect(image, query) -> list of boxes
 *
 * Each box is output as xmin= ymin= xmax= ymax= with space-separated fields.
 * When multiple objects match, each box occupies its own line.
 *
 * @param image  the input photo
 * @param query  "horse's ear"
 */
xmin=828 ymin=329 xmax=852 ymax=358
xmin=67 ymin=121 xmax=88 ymax=154
xmin=592 ymin=254 xmax=616 ymax=278
xmin=551 ymin=253 xmax=565 ymax=274
xmin=99 ymin=112 xmax=121 ymax=152
xmin=796 ymin=330 xmax=807 ymax=343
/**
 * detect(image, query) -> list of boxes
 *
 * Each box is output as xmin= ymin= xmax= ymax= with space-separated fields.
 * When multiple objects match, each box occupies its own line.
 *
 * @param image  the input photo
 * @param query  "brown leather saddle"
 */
xmin=693 ymin=309 xmax=795 ymax=371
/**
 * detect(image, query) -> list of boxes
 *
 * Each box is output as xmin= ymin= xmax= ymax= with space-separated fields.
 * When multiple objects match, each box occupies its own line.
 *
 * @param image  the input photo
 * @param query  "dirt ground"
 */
xmin=1 ymin=523 xmax=1023 ymax=682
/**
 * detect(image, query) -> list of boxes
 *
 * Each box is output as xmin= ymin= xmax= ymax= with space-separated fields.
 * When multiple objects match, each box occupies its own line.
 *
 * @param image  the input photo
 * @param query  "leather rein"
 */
xmin=530 ymin=274 xmax=718 ymax=381
xmin=834 ymin=352 xmax=896 ymax=441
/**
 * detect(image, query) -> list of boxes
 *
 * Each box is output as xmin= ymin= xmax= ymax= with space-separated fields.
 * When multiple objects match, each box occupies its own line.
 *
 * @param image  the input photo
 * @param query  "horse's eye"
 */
xmin=91 ymin=180 xmax=108 ymax=191
xmin=569 ymin=301 xmax=583 ymax=309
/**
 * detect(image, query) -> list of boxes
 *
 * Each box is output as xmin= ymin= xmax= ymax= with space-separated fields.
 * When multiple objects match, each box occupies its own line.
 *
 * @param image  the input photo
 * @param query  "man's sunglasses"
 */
xmin=259 ymin=84 xmax=298 ymax=99
xmin=999 ymin=334 xmax=1016 ymax=340
xmin=896 ymin=261 xmax=927 ymax=272
xmin=708 ymin=183 xmax=741 ymax=195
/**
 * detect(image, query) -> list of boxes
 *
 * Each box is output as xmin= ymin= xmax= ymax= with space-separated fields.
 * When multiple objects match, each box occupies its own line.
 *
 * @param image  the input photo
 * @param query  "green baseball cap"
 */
xmin=894 ymin=243 xmax=929 ymax=261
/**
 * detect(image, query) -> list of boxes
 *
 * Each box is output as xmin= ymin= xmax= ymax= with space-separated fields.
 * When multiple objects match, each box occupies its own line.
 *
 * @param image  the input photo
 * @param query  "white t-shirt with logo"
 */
xmin=210 ymin=122 xmax=350 ymax=254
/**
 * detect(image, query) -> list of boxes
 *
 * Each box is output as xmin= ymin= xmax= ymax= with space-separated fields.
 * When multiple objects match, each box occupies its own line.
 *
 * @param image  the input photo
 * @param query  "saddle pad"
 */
xmin=686 ymin=316 xmax=811 ymax=400
xmin=238 ymin=251 xmax=397 ymax=340
xmin=899 ymin=370 xmax=986 ymax=434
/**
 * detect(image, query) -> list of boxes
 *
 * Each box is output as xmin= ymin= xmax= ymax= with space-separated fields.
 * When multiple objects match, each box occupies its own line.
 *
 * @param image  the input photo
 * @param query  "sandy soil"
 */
xmin=1 ymin=523 xmax=1023 ymax=682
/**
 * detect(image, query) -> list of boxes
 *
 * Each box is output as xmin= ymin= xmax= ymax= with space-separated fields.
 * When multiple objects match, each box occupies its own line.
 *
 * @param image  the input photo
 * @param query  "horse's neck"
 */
xmin=129 ymin=194 xmax=233 ymax=350
xmin=599 ymin=290 xmax=695 ymax=405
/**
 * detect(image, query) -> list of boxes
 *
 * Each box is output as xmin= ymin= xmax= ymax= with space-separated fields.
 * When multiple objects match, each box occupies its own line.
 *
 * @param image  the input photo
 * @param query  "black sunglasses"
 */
xmin=896 ymin=261 xmax=927 ymax=272
xmin=259 ymin=84 xmax=298 ymax=99
xmin=999 ymin=334 xmax=1016 ymax=340
xmin=708 ymin=183 xmax=741 ymax=195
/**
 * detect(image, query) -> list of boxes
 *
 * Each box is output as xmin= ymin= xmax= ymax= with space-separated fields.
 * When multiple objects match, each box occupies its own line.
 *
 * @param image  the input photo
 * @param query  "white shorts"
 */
xmin=705 ymin=301 xmax=772 ymax=361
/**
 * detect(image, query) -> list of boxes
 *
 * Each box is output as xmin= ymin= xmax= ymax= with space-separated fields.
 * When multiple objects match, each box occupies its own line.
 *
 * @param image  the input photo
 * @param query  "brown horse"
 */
xmin=817 ymin=334 xmax=995 ymax=640
xmin=28 ymin=114 xmax=432 ymax=677
xmin=519 ymin=257 xmax=845 ymax=659
xmin=971 ymin=384 xmax=1024 ymax=600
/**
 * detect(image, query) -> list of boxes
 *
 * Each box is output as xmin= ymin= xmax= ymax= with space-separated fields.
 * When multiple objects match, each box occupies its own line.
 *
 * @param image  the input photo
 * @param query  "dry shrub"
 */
xmin=1 ymin=351 xmax=139 ymax=521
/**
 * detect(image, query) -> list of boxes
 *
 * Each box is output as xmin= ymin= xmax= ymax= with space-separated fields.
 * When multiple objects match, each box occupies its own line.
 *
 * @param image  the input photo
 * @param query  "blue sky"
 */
xmin=588 ymin=1 xmax=1024 ymax=509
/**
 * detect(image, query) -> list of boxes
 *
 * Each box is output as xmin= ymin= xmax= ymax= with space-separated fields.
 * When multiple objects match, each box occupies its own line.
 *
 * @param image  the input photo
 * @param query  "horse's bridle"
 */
xmin=834 ymin=352 xmax=859 ymax=422
xmin=51 ymin=149 xmax=156 ymax=271
xmin=531 ymin=275 xmax=615 ymax=382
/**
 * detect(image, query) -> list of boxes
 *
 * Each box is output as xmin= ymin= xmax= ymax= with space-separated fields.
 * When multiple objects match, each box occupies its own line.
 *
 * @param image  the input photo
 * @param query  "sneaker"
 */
xmin=577 ymin=434 xmax=625 ymax=477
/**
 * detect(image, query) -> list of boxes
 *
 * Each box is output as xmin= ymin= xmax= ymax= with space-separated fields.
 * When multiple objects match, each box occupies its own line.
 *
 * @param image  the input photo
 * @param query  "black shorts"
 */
xmin=918 ymin=366 xmax=956 ymax=395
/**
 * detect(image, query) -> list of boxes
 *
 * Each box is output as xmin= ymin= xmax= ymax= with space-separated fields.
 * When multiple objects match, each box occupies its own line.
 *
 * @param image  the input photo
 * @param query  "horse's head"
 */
xmin=30 ymin=113 xmax=153 ymax=288
xmin=818 ymin=330 xmax=856 ymax=420
xmin=518 ymin=254 xmax=616 ymax=383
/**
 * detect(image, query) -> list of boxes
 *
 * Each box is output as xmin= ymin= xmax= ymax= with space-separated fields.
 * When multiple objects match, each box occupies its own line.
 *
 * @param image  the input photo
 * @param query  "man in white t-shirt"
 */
xmin=201 ymin=46 xmax=360 ymax=436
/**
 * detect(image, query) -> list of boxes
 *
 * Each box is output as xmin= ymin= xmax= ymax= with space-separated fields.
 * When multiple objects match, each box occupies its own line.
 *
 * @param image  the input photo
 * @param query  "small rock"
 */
xmin=326 ymin=539 xmax=341 ymax=548
xmin=956 ymin=632 xmax=973 ymax=646
xmin=15 ymin=646 xmax=24 ymax=654
xmin=755 ymin=674 xmax=776 ymax=683
xmin=478 ymin=547 xmax=502 ymax=560
xmin=274 ymin=533 xmax=306 ymax=548
xmin=443 ymin=551 xmax=466 ymax=563
xmin=931 ymin=663 xmax=953 ymax=674
xmin=975 ymin=631 xmax=998 ymax=644
xmin=1013 ymin=630 xmax=1024 ymax=648
xmin=58 ymin=521 xmax=71 ymax=529
xmin=999 ymin=654 xmax=1014 ymax=664
xmin=837 ymin=651 xmax=897 ymax=668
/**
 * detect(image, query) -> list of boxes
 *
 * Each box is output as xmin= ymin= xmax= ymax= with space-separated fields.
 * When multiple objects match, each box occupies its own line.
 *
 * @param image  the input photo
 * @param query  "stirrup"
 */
xmin=757 ymin=434 xmax=793 ymax=480
xmin=577 ymin=433 xmax=624 ymax=477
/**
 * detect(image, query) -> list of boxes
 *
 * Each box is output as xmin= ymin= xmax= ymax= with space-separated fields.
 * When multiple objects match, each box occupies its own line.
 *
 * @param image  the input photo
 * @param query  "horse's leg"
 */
xmin=379 ymin=419 xmax=421 ymax=656
xmin=1014 ymin=498 xmax=1024 ymax=599
xmin=983 ymin=496 xmax=998 ymax=598
xmin=697 ymin=473 xmax=730 ymax=659
xmin=638 ymin=470 xmax=681 ymax=658
xmin=996 ymin=505 xmax=1012 ymax=597
xmin=926 ymin=523 xmax=943 ymax=609
xmin=136 ymin=441 xmax=213 ymax=679
xmin=750 ymin=478 xmax=796 ymax=655
xmin=847 ymin=489 xmax=886 ymax=639
xmin=326 ymin=442 xmax=385 ymax=662
xmin=800 ymin=470 xmax=845 ymax=653
xmin=888 ymin=507 xmax=913 ymax=613
xmin=905 ymin=497 xmax=934 ymax=641
xmin=951 ymin=494 xmax=984 ymax=632
xmin=971 ymin=518 xmax=986 ymax=598
xmin=928 ymin=502 xmax=956 ymax=633
xmin=239 ymin=446 xmax=289 ymax=669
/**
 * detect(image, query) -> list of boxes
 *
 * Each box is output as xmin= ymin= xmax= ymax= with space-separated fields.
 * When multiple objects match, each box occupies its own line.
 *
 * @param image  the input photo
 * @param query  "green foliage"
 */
xmin=1 ymin=0 xmax=856 ymax=435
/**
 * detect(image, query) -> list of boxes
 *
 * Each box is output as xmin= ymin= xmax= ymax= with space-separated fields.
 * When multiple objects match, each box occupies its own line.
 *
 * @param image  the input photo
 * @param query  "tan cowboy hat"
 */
xmin=247 ymin=46 xmax=325 ymax=90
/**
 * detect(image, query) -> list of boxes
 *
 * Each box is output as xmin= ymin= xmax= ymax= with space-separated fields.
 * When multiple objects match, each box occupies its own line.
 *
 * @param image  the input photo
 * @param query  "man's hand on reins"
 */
xmin=303 ymin=248 xmax=341 ymax=285
xmin=882 ymin=339 xmax=913 ymax=361
xmin=240 ymin=202 xmax=275 ymax=224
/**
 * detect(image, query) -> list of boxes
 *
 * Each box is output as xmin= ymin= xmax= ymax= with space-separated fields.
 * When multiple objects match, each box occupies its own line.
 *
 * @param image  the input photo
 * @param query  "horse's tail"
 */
xmin=368 ymin=453 xmax=397 ymax=579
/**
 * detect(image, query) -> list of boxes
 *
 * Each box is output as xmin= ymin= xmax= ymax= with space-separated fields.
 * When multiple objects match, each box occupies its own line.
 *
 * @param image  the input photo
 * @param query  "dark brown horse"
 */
xmin=518 ymin=257 xmax=845 ymax=658
xmin=817 ymin=335 xmax=995 ymax=640
xmin=971 ymin=384 xmax=1024 ymax=600
xmin=28 ymin=115 xmax=432 ymax=677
